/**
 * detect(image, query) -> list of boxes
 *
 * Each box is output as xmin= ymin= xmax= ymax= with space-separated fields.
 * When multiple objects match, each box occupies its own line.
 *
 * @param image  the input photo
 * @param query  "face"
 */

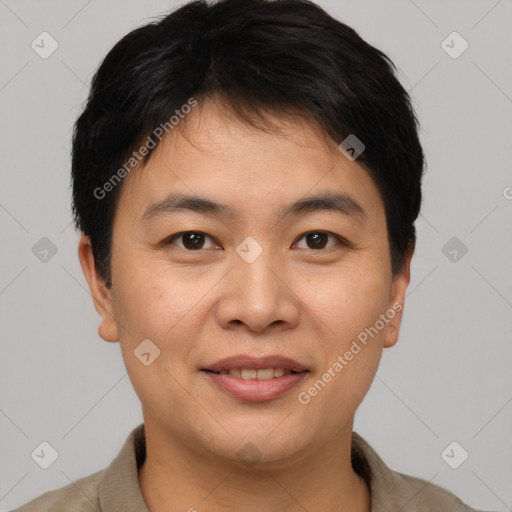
xmin=79 ymin=98 xmax=412 ymax=468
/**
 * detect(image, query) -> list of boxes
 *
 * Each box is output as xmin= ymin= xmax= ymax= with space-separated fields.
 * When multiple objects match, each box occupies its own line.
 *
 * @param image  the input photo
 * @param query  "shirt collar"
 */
xmin=99 ymin=423 xmax=149 ymax=512
xmin=351 ymin=431 xmax=404 ymax=511
xmin=98 ymin=423 xmax=401 ymax=511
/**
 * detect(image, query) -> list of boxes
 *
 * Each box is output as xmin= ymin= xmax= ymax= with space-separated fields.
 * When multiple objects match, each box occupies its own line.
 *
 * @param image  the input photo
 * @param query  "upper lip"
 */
xmin=202 ymin=355 xmax=308 ymax=373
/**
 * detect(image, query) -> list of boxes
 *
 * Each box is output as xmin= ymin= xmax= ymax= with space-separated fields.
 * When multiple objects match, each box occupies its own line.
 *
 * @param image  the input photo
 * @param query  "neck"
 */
xmin=138 ymin=421 xmax=371 ymax=512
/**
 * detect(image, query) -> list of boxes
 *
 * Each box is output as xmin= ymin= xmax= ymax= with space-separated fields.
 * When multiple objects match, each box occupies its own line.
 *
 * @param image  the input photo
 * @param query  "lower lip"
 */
xmin=202 ymin=371 xmax=308 ymax=401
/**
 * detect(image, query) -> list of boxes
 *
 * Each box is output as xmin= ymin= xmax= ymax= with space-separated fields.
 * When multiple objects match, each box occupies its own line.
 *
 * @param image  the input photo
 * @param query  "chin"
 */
xmin=207 ymin=421 xmax=313 ymax=469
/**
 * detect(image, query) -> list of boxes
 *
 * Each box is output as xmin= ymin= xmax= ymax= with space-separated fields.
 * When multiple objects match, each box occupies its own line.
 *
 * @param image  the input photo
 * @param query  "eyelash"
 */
xmin=162 ymin=230 xmax=351 ymax=252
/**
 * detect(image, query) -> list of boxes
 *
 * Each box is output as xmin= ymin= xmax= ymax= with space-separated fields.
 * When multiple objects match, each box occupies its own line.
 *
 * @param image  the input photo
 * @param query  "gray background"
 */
xmin=0 ymin=0 xmax=511 ymax=510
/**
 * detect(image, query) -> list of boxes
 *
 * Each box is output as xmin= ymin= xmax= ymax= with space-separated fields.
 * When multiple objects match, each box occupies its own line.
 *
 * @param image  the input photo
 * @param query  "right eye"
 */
xmin=163 ymin=231 xmax=221 ymax=251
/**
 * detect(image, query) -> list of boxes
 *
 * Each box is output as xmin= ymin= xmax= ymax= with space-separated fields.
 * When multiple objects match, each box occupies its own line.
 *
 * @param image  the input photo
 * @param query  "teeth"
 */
xmin=240 ymin=368 xmax=257 ymax=379
xmin=273 ymin=367 xmax=285 ymax=378
xmin=256 ymin=368 xmax=274 ymax=380
xmin=220 ymin=368 xmax=292 ymax=379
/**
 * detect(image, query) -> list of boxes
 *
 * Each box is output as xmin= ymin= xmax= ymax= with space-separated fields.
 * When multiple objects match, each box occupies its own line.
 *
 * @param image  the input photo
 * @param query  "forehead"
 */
xmin=117 ymin=99 xmax=385 ymax=226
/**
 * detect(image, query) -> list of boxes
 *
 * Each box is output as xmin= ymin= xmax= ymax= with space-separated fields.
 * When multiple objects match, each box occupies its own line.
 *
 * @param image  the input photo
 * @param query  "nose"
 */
xmin=215 ymin=249 xmax=300 ymax=334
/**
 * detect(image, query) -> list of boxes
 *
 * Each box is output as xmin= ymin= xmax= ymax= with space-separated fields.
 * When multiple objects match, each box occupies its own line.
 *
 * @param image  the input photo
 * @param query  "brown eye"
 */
xmin=165 ymin=231 xmax=218 ymax=250
xmin=295 ymin=231 xmax=343 ymax=250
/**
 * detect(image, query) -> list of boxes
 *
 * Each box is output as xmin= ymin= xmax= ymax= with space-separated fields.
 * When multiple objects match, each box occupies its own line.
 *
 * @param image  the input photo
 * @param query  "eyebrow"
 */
xmin=139 ymin=191 xmax=367 ymax=224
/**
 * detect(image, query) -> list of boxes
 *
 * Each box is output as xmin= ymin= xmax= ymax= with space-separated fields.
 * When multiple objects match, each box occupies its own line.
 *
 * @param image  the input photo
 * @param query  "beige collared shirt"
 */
xmin=12 ymin=423 xmax=493 ymax=512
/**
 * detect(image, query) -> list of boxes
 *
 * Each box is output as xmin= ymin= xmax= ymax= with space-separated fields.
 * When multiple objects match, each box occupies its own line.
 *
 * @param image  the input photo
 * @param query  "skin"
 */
xmin=79 ymin=97 xmax=413 ymax=512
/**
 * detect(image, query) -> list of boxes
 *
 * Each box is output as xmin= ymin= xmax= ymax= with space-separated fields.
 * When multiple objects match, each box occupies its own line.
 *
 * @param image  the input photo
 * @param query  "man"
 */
xmin=13 ymin=0 xmax=494 ymax=510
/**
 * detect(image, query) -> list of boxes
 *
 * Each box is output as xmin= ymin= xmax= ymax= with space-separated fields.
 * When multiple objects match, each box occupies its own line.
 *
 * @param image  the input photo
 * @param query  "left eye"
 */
xmin=163 ymin=230 xmax=346 ymax=251
xmin=294 ymin=231 xmax=343 ymax=250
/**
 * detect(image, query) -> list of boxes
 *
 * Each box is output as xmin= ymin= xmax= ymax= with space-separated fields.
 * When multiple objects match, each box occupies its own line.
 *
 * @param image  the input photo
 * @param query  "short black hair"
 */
xmin=71 ymin=0 xmax=424 ymax=287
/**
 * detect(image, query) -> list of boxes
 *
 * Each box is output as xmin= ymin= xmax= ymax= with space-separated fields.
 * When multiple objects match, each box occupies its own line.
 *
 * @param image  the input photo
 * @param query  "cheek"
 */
xmin=110 ymin=256 xmax=197 ymax=341
xmin=304 ymin=266 xmax=391 ymax=405
xmin=295 ymin=272 xmax=388 ymax=431
xmin=305 ymin=266 xmax=392 ymax=346
xmin=109 ymin=265 xmax=205 ymax=422
xmin=109 ymin=256 xmax=218 ymax=385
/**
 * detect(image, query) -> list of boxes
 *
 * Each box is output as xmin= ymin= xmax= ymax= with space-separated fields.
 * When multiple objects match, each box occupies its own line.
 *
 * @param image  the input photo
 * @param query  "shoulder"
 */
xmin=10 ymin=469 xmax=104 ymax=512
xmin=11 ymin=423 xmax=147 ymax=512
xmin=351 ymin=432 xmax=496 ymax=512
xmin=388 ymin=468 xmax=492 ymax=511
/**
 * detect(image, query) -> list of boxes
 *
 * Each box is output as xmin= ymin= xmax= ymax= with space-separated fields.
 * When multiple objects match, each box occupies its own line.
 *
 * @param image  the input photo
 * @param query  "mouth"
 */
xmin=201 ymin=355 xmax=309 ymax=401
xmin=203 ymin=367 xmax=300 ymax=379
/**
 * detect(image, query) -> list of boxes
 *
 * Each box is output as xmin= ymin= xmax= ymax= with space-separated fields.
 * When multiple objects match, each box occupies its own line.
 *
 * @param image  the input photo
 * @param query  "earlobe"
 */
xmin=383 ymin=300 xmax=404 ymax=348
xmin=77 ymin=234 xmax=119 ymax=343
xmin=383 ymin=242 xmax=414 ymax=348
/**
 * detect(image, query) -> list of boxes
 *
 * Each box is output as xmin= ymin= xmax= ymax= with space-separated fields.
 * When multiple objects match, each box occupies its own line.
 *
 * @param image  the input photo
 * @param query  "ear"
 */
xmin=383 ymin=241 xmax=414 ymax=349
xmin=77 ymin=234 xmax=119 ymax=342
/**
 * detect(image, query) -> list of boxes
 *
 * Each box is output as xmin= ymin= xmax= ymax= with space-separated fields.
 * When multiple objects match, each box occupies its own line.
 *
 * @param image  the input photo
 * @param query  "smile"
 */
xmin=206 ymin=368 xmax=296 ymax=379
xmin=202 ymin=370 xmax=308 ymax=401
xmin=201 ymin=355 xmax=309 ymax=401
